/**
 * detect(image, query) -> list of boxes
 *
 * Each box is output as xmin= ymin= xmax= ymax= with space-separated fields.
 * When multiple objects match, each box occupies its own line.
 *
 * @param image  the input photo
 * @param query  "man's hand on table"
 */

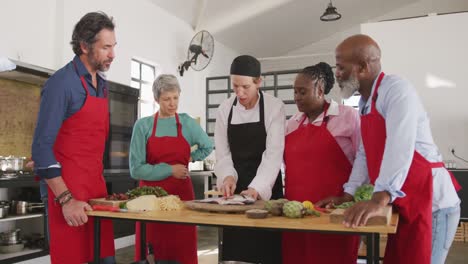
xmin=62 ymin=199 xmax=92 ymax=227
xmin=343 ymin=191 xmax=391 ymax=228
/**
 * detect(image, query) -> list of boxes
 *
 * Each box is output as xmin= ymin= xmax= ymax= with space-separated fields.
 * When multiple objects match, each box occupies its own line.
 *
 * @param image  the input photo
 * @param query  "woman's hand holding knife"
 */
xmin=220 ymin=176 xmax=236 ymax=198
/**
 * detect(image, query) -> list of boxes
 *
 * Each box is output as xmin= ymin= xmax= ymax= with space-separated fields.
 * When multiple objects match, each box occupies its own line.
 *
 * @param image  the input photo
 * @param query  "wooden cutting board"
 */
xmin=89 ymin=198 xmax=128 ymax=207
xmin=329 ymin=205 xmax=392 ymax=226
xmin=185 ymin=200 xmax=265 ymax=213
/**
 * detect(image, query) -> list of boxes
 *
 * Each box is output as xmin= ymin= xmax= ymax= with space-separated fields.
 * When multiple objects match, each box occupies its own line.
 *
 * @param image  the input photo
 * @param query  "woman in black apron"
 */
xmin=215 ymin=55 xmax=285 ymax=264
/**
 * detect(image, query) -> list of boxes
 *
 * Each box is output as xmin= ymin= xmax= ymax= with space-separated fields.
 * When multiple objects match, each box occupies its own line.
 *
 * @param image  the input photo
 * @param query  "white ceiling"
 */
xmin=150 ymin=0 xmax=468 ymax=57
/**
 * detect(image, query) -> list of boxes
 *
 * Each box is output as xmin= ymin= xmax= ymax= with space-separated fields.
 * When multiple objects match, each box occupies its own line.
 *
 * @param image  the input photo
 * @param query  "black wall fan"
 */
xmin=178 ymin=30 xmax=215 ymax=76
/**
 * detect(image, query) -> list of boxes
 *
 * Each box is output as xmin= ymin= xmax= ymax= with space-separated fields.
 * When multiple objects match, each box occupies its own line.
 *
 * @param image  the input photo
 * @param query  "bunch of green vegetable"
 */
xmin=125 ymin=186 xmax=168 ymax=199
xmin=334 ymin=184 xmax=374 ymax=209
xmin=354 ymin=184 xmax=374 ymax=202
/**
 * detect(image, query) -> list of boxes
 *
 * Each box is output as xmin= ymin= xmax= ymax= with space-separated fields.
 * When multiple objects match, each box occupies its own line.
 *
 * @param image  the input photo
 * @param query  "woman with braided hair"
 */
xmin=282 ymin=62 xmax=361 ymax=264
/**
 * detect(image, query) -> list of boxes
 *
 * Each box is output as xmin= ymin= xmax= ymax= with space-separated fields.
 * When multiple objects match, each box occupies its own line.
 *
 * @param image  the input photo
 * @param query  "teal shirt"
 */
xmin=129 ymin=113 xmax=213 ymax=181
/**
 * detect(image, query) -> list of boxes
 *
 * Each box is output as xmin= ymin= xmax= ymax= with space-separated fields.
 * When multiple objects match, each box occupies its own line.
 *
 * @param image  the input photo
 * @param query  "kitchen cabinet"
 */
xmin=450 ymin=169 xmax=468 ymax=221
xmin=0 ymin=179 xmax=48 ymax=264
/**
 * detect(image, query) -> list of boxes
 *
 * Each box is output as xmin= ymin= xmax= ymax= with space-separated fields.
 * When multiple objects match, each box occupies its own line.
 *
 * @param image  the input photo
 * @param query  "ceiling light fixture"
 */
xmin=320 ymin=0 xmax=342 ymax=22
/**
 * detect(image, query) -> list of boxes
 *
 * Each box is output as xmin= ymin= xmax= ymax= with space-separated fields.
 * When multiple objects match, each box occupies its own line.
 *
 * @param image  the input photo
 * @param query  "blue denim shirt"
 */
xmin=32 ymin=56 xmax=107 ymax=179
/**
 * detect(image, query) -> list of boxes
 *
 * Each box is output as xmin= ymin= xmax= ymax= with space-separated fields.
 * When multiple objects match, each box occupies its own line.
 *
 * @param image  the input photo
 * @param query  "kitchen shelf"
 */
xmin=0 ymin=248 xmax=47 ymax=262
xmin=0 ymin=213 xmax=43 ymax=223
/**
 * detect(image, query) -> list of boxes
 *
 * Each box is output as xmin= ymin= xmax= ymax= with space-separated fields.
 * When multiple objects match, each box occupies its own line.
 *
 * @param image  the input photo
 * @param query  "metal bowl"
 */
xmin=0 ymin=229 xmax=21 ymax=245
xmin=0 ymin=242 xmax=24 ymax=253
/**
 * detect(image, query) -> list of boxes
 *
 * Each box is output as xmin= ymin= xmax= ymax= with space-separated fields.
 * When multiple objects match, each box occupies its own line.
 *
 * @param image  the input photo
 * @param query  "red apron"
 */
xmin=49 ymin=62 xmax=114 ymax=264
xmin=283 ymin=103 xmax=360 ymax=264
xmin=361 ymin=72 xmax=460 ymax=264
xmin=134 ymin=112 xmax=197 ymax=264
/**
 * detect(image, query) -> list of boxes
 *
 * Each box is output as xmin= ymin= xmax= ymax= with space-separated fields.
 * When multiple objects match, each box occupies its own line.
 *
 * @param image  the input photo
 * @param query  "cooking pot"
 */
xmin=0 ymin=156 xmax=26 ymax=174
xmin=203 ymin=160 xmax=215 ymax=171
xmin=10 ymin=201 xmax=44 ymax=215
xmin=0 ymin=229 xmax=21 ymax=245
xmin=0 ymin=205 xmax=9 ymax=218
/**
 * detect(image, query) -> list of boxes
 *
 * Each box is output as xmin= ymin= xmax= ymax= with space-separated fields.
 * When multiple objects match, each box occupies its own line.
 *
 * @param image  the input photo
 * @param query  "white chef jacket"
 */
xmin=344 ymin=73 xmax=460 ymax=211
xmin=214 ymin=92 xmax=286 ymax=200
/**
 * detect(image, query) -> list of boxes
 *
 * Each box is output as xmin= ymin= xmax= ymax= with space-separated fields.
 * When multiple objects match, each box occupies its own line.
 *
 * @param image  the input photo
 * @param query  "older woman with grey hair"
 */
xmin=129 ymin=74 xmax=213 ymax=264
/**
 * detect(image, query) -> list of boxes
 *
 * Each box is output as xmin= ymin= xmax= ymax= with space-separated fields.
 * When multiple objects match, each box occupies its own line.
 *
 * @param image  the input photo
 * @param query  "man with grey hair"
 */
xmin=32 ymin=11 xmax=116 ymax=263
xmin=129 ymin=73 xmax=213 ymax=263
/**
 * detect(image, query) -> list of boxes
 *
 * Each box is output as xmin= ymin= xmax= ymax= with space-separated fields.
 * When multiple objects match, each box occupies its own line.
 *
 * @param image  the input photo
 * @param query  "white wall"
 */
xmin=0 ymin=0 xmax=239 ymax=127
xmin=179 ymin=41 xmax=239 ymax=128
xmin=0 ymin=0 xmax=58 ymax=69
xmin=362 ymin=12 xmax=468 ymax=167
xmin=261 ymin=0 xmax=468 ymax=73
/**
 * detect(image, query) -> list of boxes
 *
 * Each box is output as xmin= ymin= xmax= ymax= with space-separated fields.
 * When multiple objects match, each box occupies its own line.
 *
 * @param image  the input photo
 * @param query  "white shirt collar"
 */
xmin=234 ymin=91 xmax=261 ymax=110
xmin=294 ymin=99 xmax=340 ymax=124
xmin=359 ymin=71 xmax=383 ymax=112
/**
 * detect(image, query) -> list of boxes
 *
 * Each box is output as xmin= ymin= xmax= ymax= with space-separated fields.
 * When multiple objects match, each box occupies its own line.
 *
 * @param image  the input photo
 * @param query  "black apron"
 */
xmin=221 ymin=91 xmax=283 ymax=264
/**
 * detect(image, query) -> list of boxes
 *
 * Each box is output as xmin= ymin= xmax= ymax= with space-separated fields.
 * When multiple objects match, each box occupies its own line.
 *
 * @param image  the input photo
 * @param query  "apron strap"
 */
xmin=259 ymin=91 xmax=265 ymax=125
xmin=175 ymin=113 xmax=182 ymax=137
xmin=430 ymin=162 xmax=445 ymax=168
xmin=228 ymin=91 xmax=265 ymax=125
xmin=152 ymin=112 xmax=183 ymax=138
xmin=430 ymin=162 xmax=462 ymax=191
xmin=298 ymin=101 xmax=331 ymax=128
xmin=320 ymin=101 xmax=331 ymax=128
xmin=152 ymin=112 xmax=159 ymax=137
xmin=370 ymin=72 xmax=385 ymax=113
xmin=72 ymin=61 xmax=90 ymax=96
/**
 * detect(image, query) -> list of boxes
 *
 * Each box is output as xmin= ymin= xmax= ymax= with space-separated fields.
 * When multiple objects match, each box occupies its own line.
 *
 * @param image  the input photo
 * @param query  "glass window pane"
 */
xmin=207 ymin=121 xmax=216 ymax=134
xmin=277 ymin=89 xmax=294 ymax=101
xmin=141 ymin=64 xmax=155 ymax=82
xmin=277 ymin=73 xmax=296 ymax=86
xmin=284 ymin=103 xmax=298 ymax=117
xmin=140 ymin=101 xmax=155 ymax=118
xmin=131 ymin=80 xmax=140 ymax=89
xmin=131 ymin=60 xmax=140 ymax=79
xmin=208 ymin=79 xmax=229 ymax=91
xmin=208 ymin=108 xmax=218 ymax=119
xmin=263 ymin=89 xmax=275 ymax=96
xmin=141 ymin=83 xmax=154 ymax=101
xmin=262 ymin=74 xmax=274 ymax=88
xmin=208 ymin=93 xmax=227 ymax=105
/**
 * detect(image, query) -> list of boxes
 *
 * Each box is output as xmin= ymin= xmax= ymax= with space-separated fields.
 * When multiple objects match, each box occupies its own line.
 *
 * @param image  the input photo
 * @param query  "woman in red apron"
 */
xmin=283 ymin=63 xmax=360 ymax=264
xmin=130 ymin=74 xmax=213 ymax=264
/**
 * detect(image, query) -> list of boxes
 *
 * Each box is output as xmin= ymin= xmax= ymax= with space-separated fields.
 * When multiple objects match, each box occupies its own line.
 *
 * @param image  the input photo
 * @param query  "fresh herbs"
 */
xmin=334 ymin=184 xmax=375 ymax=209
xmin=354 ymin=184 xmax=374 ymax=202
xmin=125 ymin=186 xmax=168 ymax=199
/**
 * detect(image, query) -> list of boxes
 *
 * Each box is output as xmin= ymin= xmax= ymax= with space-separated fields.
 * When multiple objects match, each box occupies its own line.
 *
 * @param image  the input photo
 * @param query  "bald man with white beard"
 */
xmin=317 ymin=34 xmax=461 ymax=264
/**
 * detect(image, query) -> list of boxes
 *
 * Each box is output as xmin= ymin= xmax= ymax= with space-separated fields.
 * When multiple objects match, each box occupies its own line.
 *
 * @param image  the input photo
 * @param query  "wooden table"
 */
xmin=88 ymin=209 xmax=398 ymax=264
